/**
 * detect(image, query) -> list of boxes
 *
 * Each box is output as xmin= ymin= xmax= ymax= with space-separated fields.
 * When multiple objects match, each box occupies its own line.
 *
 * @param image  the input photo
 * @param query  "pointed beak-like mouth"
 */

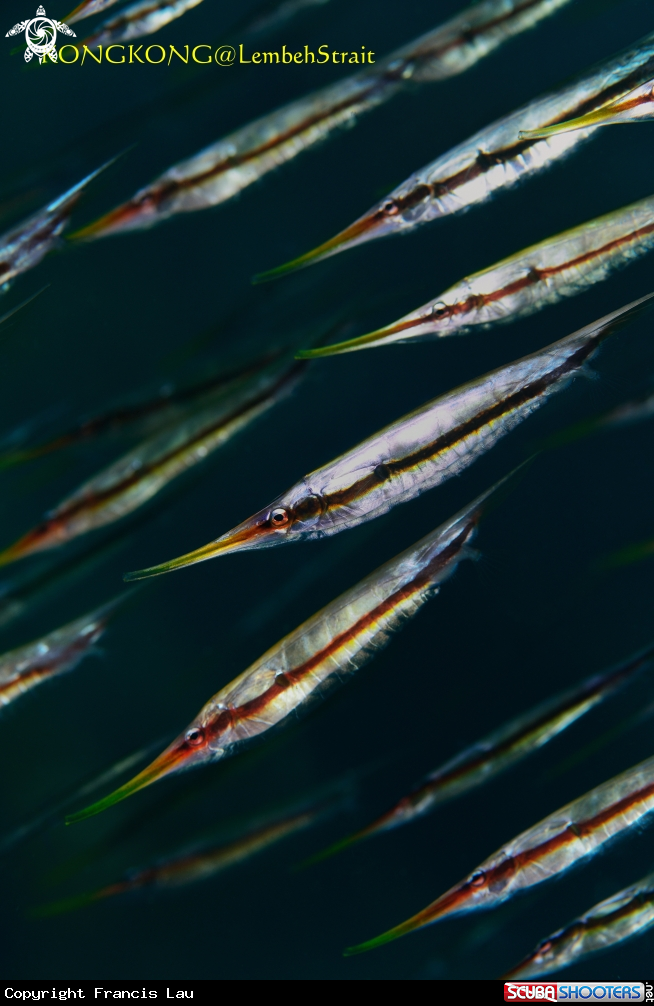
xmin=0 ymin=522 xmax=62 ymax=568
xmin=69 ymin=199 xmax=152 ymax=241
xmin=343 ymin=881 xmax=474 ymax=956
xmin=253 ymin=209 xmax=387 ymax=283
xmin=66 ymin=740 xmax=190 ymax=824
xmin=123 ymin=515 xmax=277 ymax=582
xmin=518 ymin=102 xmax=629 ymax=140
xmin=296 ymin=316 xmax=416 ymax=359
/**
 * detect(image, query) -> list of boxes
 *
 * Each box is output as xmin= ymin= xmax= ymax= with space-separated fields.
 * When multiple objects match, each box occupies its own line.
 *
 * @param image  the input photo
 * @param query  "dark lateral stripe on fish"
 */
xmin=0 ymin=215 xmax=69 ymax=277
xmin=424 ymin=779 xmax=654 ymax=923
xmin=16 ymin=362 xmax=304 ymax=542
xmin=0 ymin=631 xmax=104 ymax=701
xmin=205 ymin=527 xmax=472 ymax=742
xmin=390 ymin=57 xmax=654 ymax=215
xmin=8 ymin=352 xmax=281 ymax=465
xmin=322 ymin=340 xmax=597 ymax=511
xmin=125 ymin=78 xmax=403 ymax=213
xmin=381 ymin=221 xmax=654 ymax=340
xmin=418 ymin=651 xmax=653 ymax=790
xmin=548 ymin=887 xmax=654 ymax=952
xmin=106 ymin=0 xmax=558 ymax=216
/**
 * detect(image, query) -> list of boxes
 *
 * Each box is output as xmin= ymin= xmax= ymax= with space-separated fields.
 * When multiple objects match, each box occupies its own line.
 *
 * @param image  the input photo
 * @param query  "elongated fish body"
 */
xmin=43 ymin=806 xmax=323 ymax=913
xmin=0 ymin=360 xmax=304 ymax=567
xmin=505 ymin=871 xmax=654 ymax=978
xmin=521 ymin=76 xmax=654 ymax=139
xmin=346 ymin=754 xmax=654 ymax=955
xmin=83 ymin=0 xmax=204 ymax=46
xmin=66 ymin=0 xmax=122 ymax=24
xmin=265 ymin=37 xmax=654 ymax=277
xmin=152 ymin=812 xmax=317 ymax=888
xmin=75 ymin=0 xmax=572 ymax=238
xmin=321 ymin=648 xmax=652 ymax=856
xmin=0 ymin=352 xmax=280 ymax=472
xmin=0 ymin=602 xmax=114 ymax=710
xmin=68 ymin=481 xmax=498 ymax=823
xmin=0 ymin=167 xmax=104 ymax=291
xmin=124 ymin=296 xmax=652 ymax=582
xmin=303 ymin=198 xmax=654 ymax=357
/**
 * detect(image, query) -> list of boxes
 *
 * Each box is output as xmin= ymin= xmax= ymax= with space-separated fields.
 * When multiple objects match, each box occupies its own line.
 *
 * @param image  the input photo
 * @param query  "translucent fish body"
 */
xmin=68 ymin=481 xmax=497 ymax=822
xmin=268 ymin=37 xmax=654 ymax=276
xmin=326 ymin=647 xmax=652 ymax=853
xmin=0 ymin=352 xmax=279 ymax=472
xmin=0 ymin=602 xmax=113 ymax=709
xmin=83 ymin=0 xmax=204 ymax=47
xmin=0 ymin=360 xmax=303 ymax=566
xmin=346 ymin=755 xmax=654 ymax=955
xmin=521 ymin=77 xmax=654 ymax=139
xmin=139 ymin=810 xmax=316 ymax=890
xmin=125 ymin=296 xmax=651 ymax=581
xmin=0 ymin=167 xmax=103 ymax=291
xmin=305 ymin=196 xmax=654 ymax=356
xmin=505 ymin=871 xmax=654 ymax=978
xmin=75 ymin=0 xmax=571 ymax=239
xmin=44 ymin=805 xmax=323 ymax=913
xmin=66 ymin=0 xmax=122 ymax=24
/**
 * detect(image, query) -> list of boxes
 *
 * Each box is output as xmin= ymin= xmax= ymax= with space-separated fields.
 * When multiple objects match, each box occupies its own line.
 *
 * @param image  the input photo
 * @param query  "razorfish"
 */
xmin=81 ymin=0 xmax=204 ymax=48
xmin=67 ymin=478 xmax=504 ymax=823
xmin=298 ymin=197 xmax=654 ymax=358
xmin=41 ymin=805 xmax=326 ymax=914
xmin=308 ymin=646 xmax=653 ymax=863
xmin=72 ymin=0 xmax=572 ymax=239
xmin=259 ymin=35 xmax=654 ymax=280
xmin=521 ymin=76 xmax=654 ymax=140
xmin=0 ymin=357 xmax=304 ymax=568
xmin=0 ymin=600 xmax=117 ymax=711
xmin=504 ymin=871 xmax=654 ymax=978
xmin=123 ymin=295 xmax=652 ymax=582
xmin=65 ymin=0 xmax=122 ymax=23
xmin=0 ymin=350 xmax=280 ymax=472
xmin=0 ymin=166 xmax=105 ymax=293
xmin=345 ymin=754 xmax=654 ymax=955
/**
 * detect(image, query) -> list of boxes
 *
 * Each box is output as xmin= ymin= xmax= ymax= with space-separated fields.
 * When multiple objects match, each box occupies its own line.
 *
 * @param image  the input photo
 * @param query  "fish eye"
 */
xmin=429 ymin=301 xmax=448 ymax=319
xmin=382 ymin=199 xmax=399 ymax=216
xmin=185 ymin=727 xmax=205 ymax=747
xmin=270 ymin=507 xmax=289 ymax=527
xmin=470 ymin=870 xmax=486 ymax=887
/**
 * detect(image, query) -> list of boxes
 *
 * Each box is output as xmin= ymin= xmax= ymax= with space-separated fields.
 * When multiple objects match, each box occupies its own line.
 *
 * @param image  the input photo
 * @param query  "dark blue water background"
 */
xmin=1 ymin=0 xmax=654 ymax=980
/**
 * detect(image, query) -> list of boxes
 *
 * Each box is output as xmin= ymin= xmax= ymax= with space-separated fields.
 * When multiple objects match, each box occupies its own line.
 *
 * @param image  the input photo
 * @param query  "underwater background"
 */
xmin=1 ymin=0 xmax=654 ymax=980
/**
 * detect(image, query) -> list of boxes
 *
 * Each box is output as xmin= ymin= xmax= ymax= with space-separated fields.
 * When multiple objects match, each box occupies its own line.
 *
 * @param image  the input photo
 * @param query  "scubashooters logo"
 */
xmin=5 ymin=5 xmax=76 ymax=62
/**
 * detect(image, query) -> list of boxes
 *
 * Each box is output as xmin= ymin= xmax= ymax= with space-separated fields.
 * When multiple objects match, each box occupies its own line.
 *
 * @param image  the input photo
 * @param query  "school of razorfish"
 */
xmin=3 ymin=0 xmax=654 ymax=979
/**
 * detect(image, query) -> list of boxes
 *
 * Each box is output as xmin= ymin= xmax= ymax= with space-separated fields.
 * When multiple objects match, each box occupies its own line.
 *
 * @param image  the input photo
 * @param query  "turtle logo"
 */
xmin=5 ymin=5 xmax=76 ymax=63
